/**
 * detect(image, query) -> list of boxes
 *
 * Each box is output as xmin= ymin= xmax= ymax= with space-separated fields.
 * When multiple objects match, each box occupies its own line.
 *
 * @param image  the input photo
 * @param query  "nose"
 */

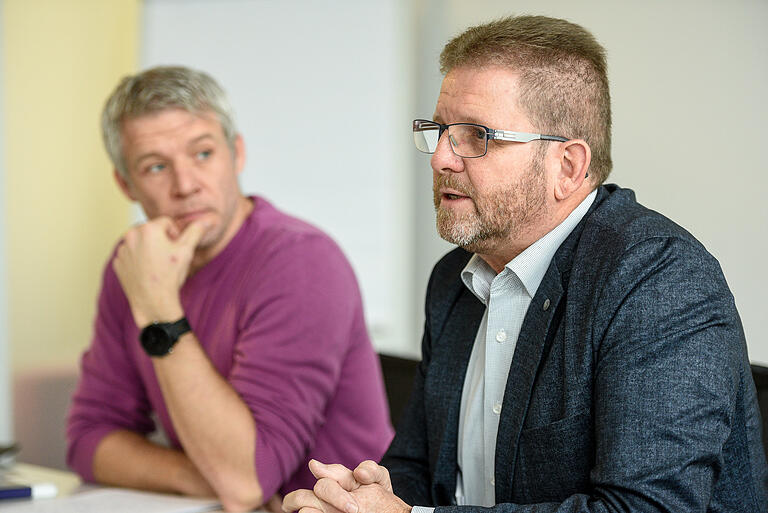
xmin=171 ymin=160 xmax=201 ymax=197
xmin=430 ymin=129 xmax=464 ymax=175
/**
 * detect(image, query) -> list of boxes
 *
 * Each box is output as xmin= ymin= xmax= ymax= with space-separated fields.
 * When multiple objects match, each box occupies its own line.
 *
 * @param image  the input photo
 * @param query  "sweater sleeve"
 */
xmin=66 ymin=258 xmax=155 ymax=482
xmin=226 ymin=231 xmax=371 ymax=499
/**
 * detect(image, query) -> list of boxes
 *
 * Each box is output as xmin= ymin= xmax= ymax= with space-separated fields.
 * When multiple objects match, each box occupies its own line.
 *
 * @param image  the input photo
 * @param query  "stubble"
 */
xmin=433 ymin=153 xmax=547 ymax=254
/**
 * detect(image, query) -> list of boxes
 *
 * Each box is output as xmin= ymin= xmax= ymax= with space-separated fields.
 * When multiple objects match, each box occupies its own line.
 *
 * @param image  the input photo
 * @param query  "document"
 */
xmin=0 ymin=487 xmax=220 ymax=513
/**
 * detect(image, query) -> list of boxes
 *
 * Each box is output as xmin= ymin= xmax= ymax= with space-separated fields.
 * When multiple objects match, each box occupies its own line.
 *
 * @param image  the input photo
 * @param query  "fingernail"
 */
xmin=345 ymin=502 xmax=358 ymax=513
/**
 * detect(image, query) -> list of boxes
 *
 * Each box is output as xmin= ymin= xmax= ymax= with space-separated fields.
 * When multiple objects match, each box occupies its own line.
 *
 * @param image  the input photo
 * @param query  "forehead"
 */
xmin=120 ymin=108 xmax=224 ymax=153
xmin=435 ymin=66 xmax=529 ymax=128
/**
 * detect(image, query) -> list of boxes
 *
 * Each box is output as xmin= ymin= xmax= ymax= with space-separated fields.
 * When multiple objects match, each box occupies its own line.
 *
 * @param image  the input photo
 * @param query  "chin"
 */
xmin=196 ymin=229 xmax=217 ymax=249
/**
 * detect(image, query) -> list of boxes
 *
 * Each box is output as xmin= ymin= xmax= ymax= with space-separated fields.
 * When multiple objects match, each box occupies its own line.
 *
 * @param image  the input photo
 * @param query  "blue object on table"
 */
xmin=0 ymin=481 xmax=58 ymax=500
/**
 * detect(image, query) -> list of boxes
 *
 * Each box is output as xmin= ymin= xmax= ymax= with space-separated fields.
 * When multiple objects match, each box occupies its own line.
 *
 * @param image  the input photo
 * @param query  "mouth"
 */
xmin=174 ymin=209 xmax=211 ymax=225
xmin=440 ymin=189 xmax=471 ymax=203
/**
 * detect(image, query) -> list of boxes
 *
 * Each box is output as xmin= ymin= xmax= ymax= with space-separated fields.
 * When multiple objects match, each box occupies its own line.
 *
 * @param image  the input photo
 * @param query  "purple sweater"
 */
xmin=67 ymin=197 xmax=394 ymax=499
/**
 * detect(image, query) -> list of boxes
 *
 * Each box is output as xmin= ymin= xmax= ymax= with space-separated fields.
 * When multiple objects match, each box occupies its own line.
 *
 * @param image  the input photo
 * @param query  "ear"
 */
xmin=233 ymin=134 xmax=246 ymax=175
xmin=553 ymin=139 xmax=591 ymax=201
xmin=113 ymin=169 xmax=137 ymax=201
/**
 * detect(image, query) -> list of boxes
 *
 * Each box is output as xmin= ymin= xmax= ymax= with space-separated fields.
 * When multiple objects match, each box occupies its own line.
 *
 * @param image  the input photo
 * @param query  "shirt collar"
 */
xmin=461 ymin=189 xmax=597 ymax=302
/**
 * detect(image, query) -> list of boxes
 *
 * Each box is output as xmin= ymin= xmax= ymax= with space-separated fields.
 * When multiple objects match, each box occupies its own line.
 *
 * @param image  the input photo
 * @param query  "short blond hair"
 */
xmin=102 ymin=65 xmax=237 ymax=178
xmin=441 ymin=15 xmax=612 ymax=184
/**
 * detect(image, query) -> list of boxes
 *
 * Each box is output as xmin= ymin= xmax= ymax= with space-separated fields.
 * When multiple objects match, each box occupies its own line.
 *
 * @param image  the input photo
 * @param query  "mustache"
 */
xmin=433 ymin=174 xmax=475 ymax=197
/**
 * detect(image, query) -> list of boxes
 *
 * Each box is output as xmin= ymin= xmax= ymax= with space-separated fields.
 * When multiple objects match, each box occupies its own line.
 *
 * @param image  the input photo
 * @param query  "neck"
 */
xmin=476 ymin=191 xmax=589 ymax=274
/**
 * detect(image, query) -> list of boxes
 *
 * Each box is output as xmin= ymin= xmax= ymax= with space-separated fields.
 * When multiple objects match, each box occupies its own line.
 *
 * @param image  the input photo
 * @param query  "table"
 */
xmin=2 ymin=462 xmax=84 ymax=496
xmin=1 ymin=462 xmax=231 ymax=512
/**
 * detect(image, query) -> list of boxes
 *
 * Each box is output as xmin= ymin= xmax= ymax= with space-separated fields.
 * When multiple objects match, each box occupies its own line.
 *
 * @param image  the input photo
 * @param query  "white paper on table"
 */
xmin=0 ymin=487 xmax=221 ymax=513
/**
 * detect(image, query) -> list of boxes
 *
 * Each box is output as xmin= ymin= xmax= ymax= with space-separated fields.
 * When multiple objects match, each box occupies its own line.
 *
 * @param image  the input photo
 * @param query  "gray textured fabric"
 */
xmin=382 ymin=184 xmax=768 ymax=512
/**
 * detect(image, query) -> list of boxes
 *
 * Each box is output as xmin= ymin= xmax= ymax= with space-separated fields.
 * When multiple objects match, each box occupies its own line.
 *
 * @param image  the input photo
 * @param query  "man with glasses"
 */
xmin=283 ymin=15 xmax=767 ymax=513
xmin=66 ymin=66 xmax=393 ymax=512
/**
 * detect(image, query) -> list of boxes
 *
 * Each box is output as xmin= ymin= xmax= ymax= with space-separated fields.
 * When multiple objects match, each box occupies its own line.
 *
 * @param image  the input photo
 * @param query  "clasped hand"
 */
xmin=113 ymin=217 xmax=205 ymax=328
xmin=282 ymin=460 xmax=410 ymax=513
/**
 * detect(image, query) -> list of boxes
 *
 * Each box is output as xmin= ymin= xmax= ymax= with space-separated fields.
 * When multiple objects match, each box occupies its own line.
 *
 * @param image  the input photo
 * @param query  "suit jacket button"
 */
xmin=543 ymin=298 xmax=551 ymax=311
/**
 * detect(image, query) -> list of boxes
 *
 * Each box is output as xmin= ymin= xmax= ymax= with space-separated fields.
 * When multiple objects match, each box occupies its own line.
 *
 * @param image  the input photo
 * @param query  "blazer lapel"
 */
xmin=494 ymin=263 xmax=565 ymax=501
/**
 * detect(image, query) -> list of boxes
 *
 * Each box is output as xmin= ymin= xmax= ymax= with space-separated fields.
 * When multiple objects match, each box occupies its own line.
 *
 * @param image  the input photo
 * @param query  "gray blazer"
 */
xmin=382 ymin=185 xmax=768 ymax=512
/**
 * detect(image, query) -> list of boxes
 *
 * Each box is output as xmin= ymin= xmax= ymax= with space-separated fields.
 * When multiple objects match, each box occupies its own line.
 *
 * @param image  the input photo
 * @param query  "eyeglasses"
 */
xmin=413 ymin=119 xmax=569 ymax=158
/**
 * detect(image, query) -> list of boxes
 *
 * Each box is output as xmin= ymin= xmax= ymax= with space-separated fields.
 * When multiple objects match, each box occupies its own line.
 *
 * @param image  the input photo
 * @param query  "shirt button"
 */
xmin=490 ymin=477 xmax=495 ymax=486
xmin=495 ymin=329 xmax=507 ymax=343
xmin=492 ymin=402 xmax=502 ymax=415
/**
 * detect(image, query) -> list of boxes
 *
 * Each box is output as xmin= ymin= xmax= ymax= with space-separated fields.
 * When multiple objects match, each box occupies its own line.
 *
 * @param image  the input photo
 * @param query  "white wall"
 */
xmin=0 ymin=0 xmax=12 ymax=445
xmin=130 ymin=0 xmax=768 ymax=363
xmin=412 ymin=0 xmax=768 ymax=364
xmin=141 ymin=0 xmax=418 ymax=356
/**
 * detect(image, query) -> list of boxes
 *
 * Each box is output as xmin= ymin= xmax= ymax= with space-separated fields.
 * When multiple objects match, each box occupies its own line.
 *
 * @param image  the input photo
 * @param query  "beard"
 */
xmin=433 ymin=151 xmax=547 ymax=254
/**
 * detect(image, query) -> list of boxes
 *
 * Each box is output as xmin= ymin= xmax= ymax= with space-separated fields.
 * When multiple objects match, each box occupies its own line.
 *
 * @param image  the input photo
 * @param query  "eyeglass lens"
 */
xmin=413 ymin=123 xmax=487 ymax=158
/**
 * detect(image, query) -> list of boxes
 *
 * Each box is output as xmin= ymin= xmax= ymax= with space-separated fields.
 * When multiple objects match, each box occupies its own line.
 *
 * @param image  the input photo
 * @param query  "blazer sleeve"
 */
xmin=428 ymin=236 xmax=761 ymax=512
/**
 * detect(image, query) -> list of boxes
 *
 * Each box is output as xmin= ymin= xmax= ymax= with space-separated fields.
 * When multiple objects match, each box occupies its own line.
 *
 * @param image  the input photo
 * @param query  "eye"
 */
xmin=472 ymin=127 xmax=486 ymax=139
xmin=196 ymin=149 xmax=213 ymax=161
xmin=146 ymin=163 xmax=166 ymax=174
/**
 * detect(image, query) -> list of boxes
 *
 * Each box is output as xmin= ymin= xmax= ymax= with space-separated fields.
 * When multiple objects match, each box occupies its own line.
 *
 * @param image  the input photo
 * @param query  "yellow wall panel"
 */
xmin=3 ymin=0 xmax=140 ymax=371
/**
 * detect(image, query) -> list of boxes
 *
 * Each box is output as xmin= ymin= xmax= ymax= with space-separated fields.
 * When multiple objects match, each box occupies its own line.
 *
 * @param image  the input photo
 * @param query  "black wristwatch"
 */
xmin=139 ymin=317 xmax=192 ymax=357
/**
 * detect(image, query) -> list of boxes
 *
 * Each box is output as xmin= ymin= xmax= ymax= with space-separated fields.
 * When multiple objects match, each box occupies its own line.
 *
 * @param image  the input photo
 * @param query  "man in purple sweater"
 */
xmin=66 ymin=65 xmax=393 ymax=512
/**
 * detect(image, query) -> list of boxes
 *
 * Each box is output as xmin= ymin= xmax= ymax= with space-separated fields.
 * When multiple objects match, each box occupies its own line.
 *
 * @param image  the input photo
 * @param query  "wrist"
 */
xmin=135 ymin=302 xmax=184 ymax=329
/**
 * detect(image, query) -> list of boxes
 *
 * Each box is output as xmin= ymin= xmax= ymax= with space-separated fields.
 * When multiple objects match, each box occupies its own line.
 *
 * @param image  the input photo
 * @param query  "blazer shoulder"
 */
xmin=583 ymin=185 xmax=707 ymax=259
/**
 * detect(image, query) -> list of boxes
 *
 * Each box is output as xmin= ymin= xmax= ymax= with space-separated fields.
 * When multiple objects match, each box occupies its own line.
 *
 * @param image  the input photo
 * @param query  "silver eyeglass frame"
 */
xmin=413 ymin=118 xmax=569 ymax=158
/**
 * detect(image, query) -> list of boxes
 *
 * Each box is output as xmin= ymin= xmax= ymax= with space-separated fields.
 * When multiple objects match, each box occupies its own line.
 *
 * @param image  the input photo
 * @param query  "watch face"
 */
xmin=140 ymin=324 xmax=172 ymax=356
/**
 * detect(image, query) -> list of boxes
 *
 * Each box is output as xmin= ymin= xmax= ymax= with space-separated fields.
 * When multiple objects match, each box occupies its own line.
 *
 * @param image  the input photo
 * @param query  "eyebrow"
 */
xmin=432 ymin=114 xmax=490 ymax=126
xmin=132 ymin=133 xmax=216 ymax=168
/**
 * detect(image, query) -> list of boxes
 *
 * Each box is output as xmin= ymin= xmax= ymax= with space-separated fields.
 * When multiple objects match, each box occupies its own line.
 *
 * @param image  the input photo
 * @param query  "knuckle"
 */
xmin=286 ymin=490 xmax=313 ymax=511
xmin=313 ymin=479 xmax=329 ymax=496
xmin=359 ymin=460 xmax=378 ymax=473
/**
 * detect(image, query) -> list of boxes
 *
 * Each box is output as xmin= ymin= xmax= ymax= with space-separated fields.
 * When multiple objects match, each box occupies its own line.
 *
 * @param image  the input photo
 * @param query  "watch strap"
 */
xmin=140 ymin=317 xmax=192 ymax=357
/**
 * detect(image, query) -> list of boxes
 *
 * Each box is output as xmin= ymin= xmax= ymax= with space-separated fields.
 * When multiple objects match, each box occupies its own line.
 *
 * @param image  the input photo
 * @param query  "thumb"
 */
xmin=308 ymin=460 xmax=359 ymax=491
xmin=177 ymin=221 xmax=206 ymax=249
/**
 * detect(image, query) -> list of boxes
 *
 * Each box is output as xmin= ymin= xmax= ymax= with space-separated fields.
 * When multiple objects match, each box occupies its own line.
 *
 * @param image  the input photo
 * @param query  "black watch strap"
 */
xmin=139 ymin=317 xmax=192 ymax=357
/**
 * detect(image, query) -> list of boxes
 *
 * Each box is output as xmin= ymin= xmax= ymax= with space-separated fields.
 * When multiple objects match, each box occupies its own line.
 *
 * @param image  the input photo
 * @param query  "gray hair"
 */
xmin=102 ymin=65 xmax=237 ymax=177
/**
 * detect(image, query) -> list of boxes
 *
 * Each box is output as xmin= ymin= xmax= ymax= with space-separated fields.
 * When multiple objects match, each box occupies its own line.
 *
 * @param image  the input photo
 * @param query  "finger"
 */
xmin=309 ymin=460 xmax=359 ymax=491
xmin=353 ymin=461 xmax=391 ymax=490
xmin=283 ymin=489 xmax=345 ymax=513
xmin=264 ymin=493 xmax=284 ymax=513
xmin=112 ymin=244 xmax=127 ymax=274
xmin=120 ymin=227 xmax=138 ymax=247
xmin=165 ymin=222 xmax=181 ymax=240
xmin=314 ymin=477 xmax=360 ymax=513
xmin=177 ymin=221 xmax=206 ymax=249
xmin=282 ymin=489 xmax=325 ymax=513
xmin=127 ymin=217 xmax=177 ymax=243
xmin=147 ymin=216 xmax=179 ymax=235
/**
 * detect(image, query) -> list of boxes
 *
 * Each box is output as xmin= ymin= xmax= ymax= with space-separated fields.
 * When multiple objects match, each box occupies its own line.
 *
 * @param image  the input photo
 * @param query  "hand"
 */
xmin=282 ymin=460 xmax=410 ymax=513
xmin=113 ymin=217 xmax=205 ymax=327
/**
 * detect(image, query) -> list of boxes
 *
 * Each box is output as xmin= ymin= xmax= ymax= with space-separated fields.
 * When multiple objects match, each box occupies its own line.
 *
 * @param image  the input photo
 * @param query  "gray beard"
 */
xmin=433 ymin=157 xmax=546 ymax=253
